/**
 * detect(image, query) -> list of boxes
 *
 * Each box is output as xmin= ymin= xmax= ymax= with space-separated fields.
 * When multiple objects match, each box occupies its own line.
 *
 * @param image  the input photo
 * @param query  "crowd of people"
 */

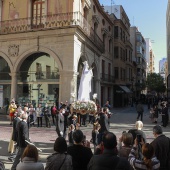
xmin=3 ymin=98 xmax=170 ymax=170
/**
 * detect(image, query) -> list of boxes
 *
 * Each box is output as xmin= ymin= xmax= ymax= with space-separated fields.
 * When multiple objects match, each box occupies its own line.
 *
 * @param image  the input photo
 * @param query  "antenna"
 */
xmin=111 ymin=0 xmax=114 ymax=13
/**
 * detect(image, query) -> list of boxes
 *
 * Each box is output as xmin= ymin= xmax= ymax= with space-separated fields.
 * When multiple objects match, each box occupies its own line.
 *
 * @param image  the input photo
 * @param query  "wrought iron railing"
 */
xmin=19 ymin=71 xmax=60 ymax=82
xmin=100 ymin=73 xmax=115 ymax=83
xmin=0 ymin=12 xmax=104 ymax=52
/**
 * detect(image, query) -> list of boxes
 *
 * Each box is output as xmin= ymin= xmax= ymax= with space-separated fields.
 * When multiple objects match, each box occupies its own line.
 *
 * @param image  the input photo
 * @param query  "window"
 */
xmin=120 ymin=48 xmax=122 ymax=60
xmin=109 ymin=39 xmax=112 ymax=53
xmin=120 ymin=28 xmax=122 ymax=40
xmin=114 ymin=26 xmax=118 ymax=38
xmin=125 ymin=49 xmax=127 ymax=61
xmin=103 ymin=34 xmax=106 ymax=52
xmin=32 ymin=0 xmax=45 ymax=28
xmin=114 ymin=46 xmax=119 ymax=58
xmin=114 ymin=67 xmax=119 ymax=79
xmin=108 ymin=63 xmax=111 ymax=81
xmin=46 ymin=65 xmax=51 ymax=79
xmin=102 ymin=60 xmax=105 ymax=75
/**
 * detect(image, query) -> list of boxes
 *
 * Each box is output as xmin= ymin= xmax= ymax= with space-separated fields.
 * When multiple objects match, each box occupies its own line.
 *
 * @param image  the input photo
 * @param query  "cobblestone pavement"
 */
xmin=0 ymin=105 xmax=170 ymax=170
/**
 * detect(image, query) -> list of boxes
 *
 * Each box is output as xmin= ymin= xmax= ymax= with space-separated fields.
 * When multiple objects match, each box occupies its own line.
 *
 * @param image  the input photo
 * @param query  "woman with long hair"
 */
xmin=128 ymin=138 xmax=160 ymax=170
xmin=16 ymin=144 xmax=44 ymax=170
xmin=45 ymin=137 xmax=72 ymax=170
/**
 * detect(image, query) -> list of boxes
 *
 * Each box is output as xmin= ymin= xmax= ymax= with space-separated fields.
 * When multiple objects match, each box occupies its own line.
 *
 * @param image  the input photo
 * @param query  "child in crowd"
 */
xmin=68 ymin=124 xmax=75 ymax=146
xmin=72 ymin=114 xmax=77 ymax=128
xmin=149 ymin=107 xmax=154 ymax=123
xmin=91 ymin=122 xmax=101 ymax=152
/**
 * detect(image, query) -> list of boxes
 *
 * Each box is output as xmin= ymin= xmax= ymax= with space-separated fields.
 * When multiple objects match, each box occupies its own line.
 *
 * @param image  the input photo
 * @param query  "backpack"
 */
xmin=0 ymin=161 xmax=5 ymax=170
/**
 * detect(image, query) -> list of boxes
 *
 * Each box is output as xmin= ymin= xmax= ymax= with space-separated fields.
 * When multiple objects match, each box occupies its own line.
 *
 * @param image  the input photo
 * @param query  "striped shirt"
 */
xmin=128 ymin=146 xmax=160 ymax=170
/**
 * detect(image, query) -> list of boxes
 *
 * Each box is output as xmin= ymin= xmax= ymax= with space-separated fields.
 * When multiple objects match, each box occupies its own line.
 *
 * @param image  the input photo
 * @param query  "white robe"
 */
xmin=78 ymin=63 xmax=93 ymax=101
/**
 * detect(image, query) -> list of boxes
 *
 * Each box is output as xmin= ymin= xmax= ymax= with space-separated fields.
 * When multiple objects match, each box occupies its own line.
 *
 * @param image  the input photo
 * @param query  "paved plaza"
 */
xmin=0 ymin=105 xmax=170 ymax=170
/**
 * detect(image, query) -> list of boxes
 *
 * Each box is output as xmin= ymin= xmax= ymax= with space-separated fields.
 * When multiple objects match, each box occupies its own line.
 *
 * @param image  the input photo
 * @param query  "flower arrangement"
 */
xmin=71 ymin=100 xmax=97 ymax=115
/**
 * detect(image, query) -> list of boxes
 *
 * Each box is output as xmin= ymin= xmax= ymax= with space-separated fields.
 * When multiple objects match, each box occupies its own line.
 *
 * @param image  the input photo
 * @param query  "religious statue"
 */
xmin=78 ymin=61 xmax=93 ymax=101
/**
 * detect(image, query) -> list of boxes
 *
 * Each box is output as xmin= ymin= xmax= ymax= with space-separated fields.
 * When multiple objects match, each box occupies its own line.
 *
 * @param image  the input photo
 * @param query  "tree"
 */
xmin=146 ymin=73 xmax=166 ymax=93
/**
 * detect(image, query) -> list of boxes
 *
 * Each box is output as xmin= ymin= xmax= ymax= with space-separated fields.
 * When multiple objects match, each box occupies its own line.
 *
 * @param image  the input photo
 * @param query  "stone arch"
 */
xmin=0 ymin=51 xmax=13 ymax=72
xmin=14 ymin=46 xmax=63 ymax=72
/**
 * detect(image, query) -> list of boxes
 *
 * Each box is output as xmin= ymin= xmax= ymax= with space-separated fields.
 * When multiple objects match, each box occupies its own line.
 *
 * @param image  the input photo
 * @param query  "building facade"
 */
xmin=145 ymin=38 xmax=155 ymax=74
xmin=0 ymin=0 xmax=114 ymax=107
xmin=167 ymin=0 xmax=170 ymax=75
xmin=111 ymin=5 xmax=133 ymax=107
xmin=130 ymin=26 xmax=147 ymax=98
xmin=159 ymin=57 xmax=167 ymax=83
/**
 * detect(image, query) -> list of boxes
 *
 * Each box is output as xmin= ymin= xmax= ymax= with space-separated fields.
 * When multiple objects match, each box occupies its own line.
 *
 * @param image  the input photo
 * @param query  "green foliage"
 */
xmin=146 ymin=73 xmax=166 ymax=93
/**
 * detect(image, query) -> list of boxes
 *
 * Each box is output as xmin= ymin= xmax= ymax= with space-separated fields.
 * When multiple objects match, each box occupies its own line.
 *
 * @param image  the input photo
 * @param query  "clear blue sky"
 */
xmin=99 ymin=0 xmax=168 ymax=73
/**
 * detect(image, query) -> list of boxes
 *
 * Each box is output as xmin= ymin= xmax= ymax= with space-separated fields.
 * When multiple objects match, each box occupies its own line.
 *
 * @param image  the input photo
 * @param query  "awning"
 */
xmin=119 ymin=86 xmax=132 ymax=93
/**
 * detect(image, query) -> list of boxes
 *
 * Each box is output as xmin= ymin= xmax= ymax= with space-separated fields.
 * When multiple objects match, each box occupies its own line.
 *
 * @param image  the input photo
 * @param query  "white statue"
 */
xmin=78 ymin=61 xmax=93 ymax=101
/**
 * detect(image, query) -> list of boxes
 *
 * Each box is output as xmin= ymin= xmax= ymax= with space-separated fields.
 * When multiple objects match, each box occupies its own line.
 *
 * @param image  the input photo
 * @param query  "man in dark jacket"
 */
xmin=67 ymin=130 xmax=93 ymax=170
xmin=88 ymin=132 xmax=131 ymax=170
xmin=11 ymin=113 xmax=29 ymax=170
xmin=151 ymin=125 xmax=170 ymax=170
xmin=98 ymin=107 xmax=109 ymax=144
xmin=8 ymin=112 xmax=22 ymax=162
xmin=136 ymin=100 xmax=144 ymax=121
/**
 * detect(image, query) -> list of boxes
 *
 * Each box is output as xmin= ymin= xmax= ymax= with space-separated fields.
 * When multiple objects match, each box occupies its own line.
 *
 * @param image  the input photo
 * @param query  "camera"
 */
xmin=136 ymin=134 xmax=142 ymax=142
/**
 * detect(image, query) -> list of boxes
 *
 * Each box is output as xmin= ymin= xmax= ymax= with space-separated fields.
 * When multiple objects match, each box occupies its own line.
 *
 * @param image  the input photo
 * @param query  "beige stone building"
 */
xmin=130 ymin=26 xmax=147 ymax=98
xmin=111 ymin=5 xmax=133 ymax=107
xmin=0 ymin=0 xmax=114 ymax=107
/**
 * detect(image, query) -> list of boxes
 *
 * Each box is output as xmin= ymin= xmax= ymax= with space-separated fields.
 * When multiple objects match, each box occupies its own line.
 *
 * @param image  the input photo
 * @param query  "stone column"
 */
xmin=59 ymin=70 xmax=78 ymax=104
xmin=9 ymin=72 xmax=18 ymax=100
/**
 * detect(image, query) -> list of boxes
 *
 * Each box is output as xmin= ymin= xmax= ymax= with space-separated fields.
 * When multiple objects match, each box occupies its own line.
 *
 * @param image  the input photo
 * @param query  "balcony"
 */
xmin=100 ymin=73 xmax=115 ymax=83
xmin=0 ymin=12 xmax=104 ymax=53
xmin=19 ymin=71 xmax=60 ymax=82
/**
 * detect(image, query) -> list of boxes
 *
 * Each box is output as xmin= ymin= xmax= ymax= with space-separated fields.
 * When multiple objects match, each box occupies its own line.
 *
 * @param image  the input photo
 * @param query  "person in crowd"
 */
xmin=149 ymin=107 xmax=155 ymax=123
xmin=88 ymin=112 xmax=94 ymax=125
xmin=161 ymin=102 xmax=169 ymax=127
xmin=45 ymin=137 xmax=72 ymax=170
xmin=43 ymin=103 xmax=51 ymax=128
xmin=98 ymin=107 xmax=109 ymax=144
xmin=82 ymin=135 xmax=90 ymax=148
xmin=128 ymin=139 xmax=160 ymax=170
xmin=16 ymin=144 xmax=44 ymax=170
xmin=11 ymin=113 xmax=29 ymax=170
xmin=28 ymin=104 xmax=36 ymax=127
xmin=36 ymin=104 xmax=43 ymax=127
xmin=51 ymin=103 xmax=58 ymax=126
xmin=91 ymin=123 xmax=100 ymax=152
xmin=118 ymin=132 xmax=133 ymax=159
xmin=128 ymin=121 xmax=147 ymax=144
xmin=68 ymin=124 xmax=75 ymax=146
xmin=136 ymin=100 xmax=144 ymax=121
xmin=9 ymin=99 xmax=17 ymax=125
xmin=71 ymin=114 xmax=77 ymax=128
xmin=56 ymin=106 xmax=65 ymax=137
xmin=103 ymin=100 xmax=111 ymax=110
xmin=150 ymin=125 xmax=170 ymax=169
xmin=157 ymin=100 xmax=162 ymax=115
xmin=8 ymin=112 xmax=22 ymax=162
xmin=81 ymin=113 xmax=87 ymax=127
xmin=153 ymin=105 xmax=158 ymax=123
xmin=67 ymin=130 xmax=93 ymax=170
xmin=88 ymin=132 xmax=130 ymax=170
